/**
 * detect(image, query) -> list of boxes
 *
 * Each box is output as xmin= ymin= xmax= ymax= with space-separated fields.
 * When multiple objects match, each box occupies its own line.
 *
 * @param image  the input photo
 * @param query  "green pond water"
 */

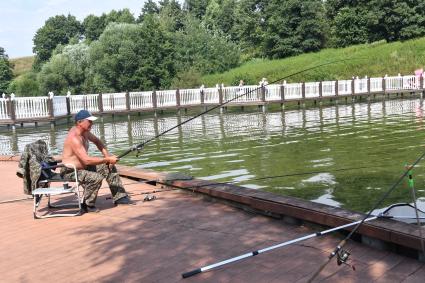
xmin=2 ymin=97 xmax=425 ymax=213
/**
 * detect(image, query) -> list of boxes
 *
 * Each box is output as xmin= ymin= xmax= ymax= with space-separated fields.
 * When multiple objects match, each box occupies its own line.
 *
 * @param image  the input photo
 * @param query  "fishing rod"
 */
xmin=182 ymin=215 xmax=379 ymax=278
xmin=118 ymin=58 xmax=362 ymax=159
xmin=306 ymin=150 xmax=425 ymax=283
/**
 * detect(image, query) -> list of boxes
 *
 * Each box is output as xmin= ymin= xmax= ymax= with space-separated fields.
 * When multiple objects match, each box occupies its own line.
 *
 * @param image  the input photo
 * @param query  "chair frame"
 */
xmin=32 ymin=163 xmax=83 ymax=219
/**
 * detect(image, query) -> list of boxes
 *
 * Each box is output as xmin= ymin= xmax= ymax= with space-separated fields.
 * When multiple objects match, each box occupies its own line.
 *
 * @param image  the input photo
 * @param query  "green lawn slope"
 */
xmin=10 ymin=56 xmax=34 ymax=77
xmin=202 ymin=38 xmax=425 ymax=87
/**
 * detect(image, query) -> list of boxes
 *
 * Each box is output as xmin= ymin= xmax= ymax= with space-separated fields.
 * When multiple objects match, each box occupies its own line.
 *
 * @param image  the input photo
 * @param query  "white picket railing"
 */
xmin=1 ymin=73 xmax=424 ymax=123
xmin=53 ymin=96 xmax=68 ymax=117
xmin=129 ymin=91 xmax=153 ymax=109
xmin=180 ymin=88 xmax=201 ymax=105
xmin=0 ymin=98 xmax=9 ymax=119
xmin=156 ymin=90 xmax=177 ymax=107
xmin=14 ymin=97 xmax=49 ymax=119
xmin=103 ymin=92 xmax=126 ymax=112
xmin=203 ymin=87 xmax=219 ymax=104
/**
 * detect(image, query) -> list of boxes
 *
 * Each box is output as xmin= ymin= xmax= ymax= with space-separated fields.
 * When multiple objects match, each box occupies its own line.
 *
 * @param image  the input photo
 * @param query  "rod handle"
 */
xmin=182 ymin=268 xmax=202 ymax=278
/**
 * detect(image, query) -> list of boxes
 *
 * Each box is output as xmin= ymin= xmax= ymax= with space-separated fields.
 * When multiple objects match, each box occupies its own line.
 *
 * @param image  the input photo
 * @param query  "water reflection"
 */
xmin=2 ymin=97 xmax=425 ymax=212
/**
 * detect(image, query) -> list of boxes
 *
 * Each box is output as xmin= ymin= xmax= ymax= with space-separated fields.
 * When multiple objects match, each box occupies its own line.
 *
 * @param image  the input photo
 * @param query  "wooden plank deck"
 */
xmin=1 ymin=158 xmax=425 ymax=282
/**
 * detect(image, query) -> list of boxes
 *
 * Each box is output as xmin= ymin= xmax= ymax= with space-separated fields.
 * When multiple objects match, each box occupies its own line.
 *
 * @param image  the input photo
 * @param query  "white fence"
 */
xmin=0 ymin=73 xmax=423 ymax=123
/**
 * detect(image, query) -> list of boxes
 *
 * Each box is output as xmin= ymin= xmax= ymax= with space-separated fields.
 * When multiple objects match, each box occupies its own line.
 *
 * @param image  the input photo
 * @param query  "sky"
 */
xmin=0 ymin=0 xmax=147 ymax=58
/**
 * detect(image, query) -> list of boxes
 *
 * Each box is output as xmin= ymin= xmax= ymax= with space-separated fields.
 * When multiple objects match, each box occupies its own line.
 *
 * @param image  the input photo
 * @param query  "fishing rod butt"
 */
xmin=182 ymin=268 xmax=201 ymax=278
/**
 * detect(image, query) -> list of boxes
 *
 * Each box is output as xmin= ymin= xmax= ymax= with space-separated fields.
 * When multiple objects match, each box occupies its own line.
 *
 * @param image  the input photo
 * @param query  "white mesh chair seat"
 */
xmin=32 ymin=163 xmax=83 ymax=219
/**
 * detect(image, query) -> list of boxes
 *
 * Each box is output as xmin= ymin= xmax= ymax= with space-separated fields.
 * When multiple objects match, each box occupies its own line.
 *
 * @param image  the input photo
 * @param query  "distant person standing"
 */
xmin=238 ymin=80 xmax=244 ymax=95
xmin=259 ymin=77 xmax=269 ymax=95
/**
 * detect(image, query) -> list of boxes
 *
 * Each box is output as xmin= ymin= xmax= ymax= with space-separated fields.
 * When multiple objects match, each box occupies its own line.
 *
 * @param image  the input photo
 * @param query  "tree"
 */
xmin=157 ymin=0 xmax=185 ymax=32
xmin=0 ymin=47 xmax=13 ymax=93
xmin=138 ymin=0 xmax=160 ymax=22
xmin=325 ymin=0 xmax=425 ymax=46
xmin=83 ymin=9 xmax=136 ymax=42
xmin=232 ymin=0 xmax=268 ymax=58
xmin=204 ymin=0 xmax=237 ymax=36
xmin=263 ymin=0 xmax=326 ymax=58
xmin=89 ymin=20 xmax=175 ymax=92
xmin=83 ymin=14 xmax=108 ymax=42
xmin=33 ymin=14 xmax=83 ymax=68
xmin=37 ymin=43 xmax=91 ymax=95
xmin=8 ymin=72 xmax=40 ymax=96
xmin=173 ymin=16 xmax=241 ymax=75
xmin=183 ymin=0 xmax=211 ymax=19
xmin=330 ymin=7 xmax=371 ymax=47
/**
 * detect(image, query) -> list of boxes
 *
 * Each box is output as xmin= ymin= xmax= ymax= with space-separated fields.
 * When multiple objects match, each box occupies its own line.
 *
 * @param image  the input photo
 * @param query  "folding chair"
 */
xmin=32 ymin=163 xmax=83 ymax=219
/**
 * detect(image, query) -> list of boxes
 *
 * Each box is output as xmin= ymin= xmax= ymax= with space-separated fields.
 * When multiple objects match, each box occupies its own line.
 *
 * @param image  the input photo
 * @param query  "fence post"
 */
xmin=382 ymin=76 xmax=387 ymax=95
xmin=367 ymin=76 xmax=371 ymax=95
xmin=218 ymin=84 xmax=223 ymax=105
xmin=47 ymin=97 xmax=54 ymax=118
xmin=176 ymin=89 xmax=181 ymax=107
xmin=7 ymin=96 xmax=16 ymax=122
xmin=280 ymin=82 xmax=285 ymax=101
xmin=335 ymin=80 xmax=339 ymax=97
xmin=152 ymin=90 xmax=157 ymax=109
xmin=200 ymin=87 xmax=205 ymax=104
xmin=319 ymin=81 xmax=323 ymax=98
xmin=125 ymin=91 xmax=130 ymax=111
xmin=261 ymin=84 xmax=266 ymax=102
xmin=66 ymin=91 xmax=71 ymax=115
xmin=351 ymin=77 xmax=355 ymax=96
xmin=98 ymin=93 xmax=103 ymax=113
xmin=420 ymin=74 xmax=424 ymax=95
xmin=301 ymin=82 xmax=305 ymax=100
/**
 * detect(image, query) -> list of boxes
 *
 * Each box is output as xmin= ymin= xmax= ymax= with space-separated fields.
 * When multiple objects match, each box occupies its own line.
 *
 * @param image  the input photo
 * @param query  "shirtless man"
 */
xmin=61 ymin=109 xmax=130 ymax=212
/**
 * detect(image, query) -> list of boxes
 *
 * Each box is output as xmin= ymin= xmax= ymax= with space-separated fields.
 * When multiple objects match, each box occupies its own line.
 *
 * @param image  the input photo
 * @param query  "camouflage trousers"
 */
xmin=61 ymin=164 xmax=127 ymax=206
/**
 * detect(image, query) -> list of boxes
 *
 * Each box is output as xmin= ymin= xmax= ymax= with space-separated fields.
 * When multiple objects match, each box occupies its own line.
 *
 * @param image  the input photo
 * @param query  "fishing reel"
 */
xmin=336 ymin=248 xmax=355 ymax=271
xmin=131 ymin=144 xmax=144 ymax=157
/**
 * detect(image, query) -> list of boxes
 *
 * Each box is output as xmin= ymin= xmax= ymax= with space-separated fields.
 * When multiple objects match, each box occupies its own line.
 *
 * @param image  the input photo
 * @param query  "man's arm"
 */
xmin=70 ymin=135 xmax=116 ymax=166
xmin=86 ymin=132 xmax=111 ymax=157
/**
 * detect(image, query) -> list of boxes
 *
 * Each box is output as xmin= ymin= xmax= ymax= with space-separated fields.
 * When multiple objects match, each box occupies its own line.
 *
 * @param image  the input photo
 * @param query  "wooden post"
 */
xmin=261 ymin=85 xmax=266 ymax=102
xmin=218 ymin=85 xmax=223 ymax=105
xmin=47 ymin=98 xmax=54 ymax=118
xmin=301 ymin=82 xmax=305 ymax=100
xmin=7 ymin=97 xmax=16 ymax=122
xmin=319 ymin=81 xmax=323 ymax=98
xmin=420 ymin=74 xmax=424 ymax=94
xmin=66 ymin=96 xmax=71 ymax=115
xmin=280 ymin=84 xmax=285 ymax=101
xmin=382 ymin=76 xmax=386 ymax=94
xmin=98 ymin=93 xmax=104 ymax=113
xmin=367 ymin=77 xmax=371 ymax=95
xmin=152 ymin=90 xmax=157 ymax=109
xmin=335 ymin=80 xmax=339 ymax=97
xmin=125 ymin=91 xmax=130 ymax=111
xmin=200 ymin=89 xmax=205 ymax=104
xmin=176 ymin=89 xmax=181 ymax=107
xmin=351 ymin=78 xmax=355 ymax=96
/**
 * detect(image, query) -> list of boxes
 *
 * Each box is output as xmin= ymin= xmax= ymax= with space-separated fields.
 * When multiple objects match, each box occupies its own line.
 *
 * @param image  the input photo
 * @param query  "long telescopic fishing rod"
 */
xmin=118 ymin=58 xmax=362 ymax=159
xmin=181 ymin=215 xmax=379 ymax=278
xmin=307 ymin=150 xmax=425 ymax=283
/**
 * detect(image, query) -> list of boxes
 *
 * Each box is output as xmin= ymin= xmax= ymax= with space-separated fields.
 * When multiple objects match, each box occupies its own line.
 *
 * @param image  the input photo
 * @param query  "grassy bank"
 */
xmin=202 ymin=38 xmax=425 ymax=87
xmin=10 ymin=56 xmax=34 ymax=77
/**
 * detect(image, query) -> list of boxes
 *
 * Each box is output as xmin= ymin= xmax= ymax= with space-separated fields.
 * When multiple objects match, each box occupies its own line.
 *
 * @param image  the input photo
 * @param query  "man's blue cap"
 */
xmin=75 ymin=109 xmax=97 ymax=122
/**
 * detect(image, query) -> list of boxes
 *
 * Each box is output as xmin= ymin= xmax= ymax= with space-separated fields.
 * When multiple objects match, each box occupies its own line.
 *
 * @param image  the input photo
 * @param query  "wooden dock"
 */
xmin=1 ymin=156 xmax=425 ymax=282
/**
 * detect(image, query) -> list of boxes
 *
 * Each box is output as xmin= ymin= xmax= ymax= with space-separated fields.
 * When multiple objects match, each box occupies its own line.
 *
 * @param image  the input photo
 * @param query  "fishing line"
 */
xmin=118 ymin=58 xmax=365 ymax=159
xmin=307 ymin=149 xmax=425 ymax=283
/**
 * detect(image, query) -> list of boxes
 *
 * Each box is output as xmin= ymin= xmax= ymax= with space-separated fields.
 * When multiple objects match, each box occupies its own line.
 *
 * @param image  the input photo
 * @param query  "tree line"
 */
xmin=1 ymin=0 xmax=425 ymax=96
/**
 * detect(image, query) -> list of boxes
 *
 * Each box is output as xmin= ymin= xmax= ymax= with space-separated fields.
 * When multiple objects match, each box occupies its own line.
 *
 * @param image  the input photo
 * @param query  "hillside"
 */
xmin=10 ymin=56 xmax=34 ymax=77
xmin=202 ymin=38 xmax=425 ymax=87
